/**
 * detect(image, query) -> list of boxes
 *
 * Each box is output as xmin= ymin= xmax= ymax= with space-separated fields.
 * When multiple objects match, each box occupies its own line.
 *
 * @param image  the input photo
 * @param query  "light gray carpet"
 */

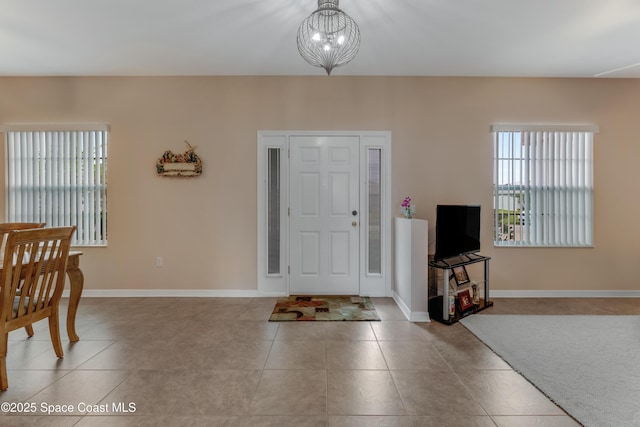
xmin=460 ymin=315 xmax=640 ymax=427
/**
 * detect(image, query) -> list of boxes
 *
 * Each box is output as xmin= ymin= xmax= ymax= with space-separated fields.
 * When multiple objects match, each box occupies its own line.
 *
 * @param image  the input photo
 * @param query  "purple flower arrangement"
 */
xmin=400 ymin=196 xmax=415 ymax=218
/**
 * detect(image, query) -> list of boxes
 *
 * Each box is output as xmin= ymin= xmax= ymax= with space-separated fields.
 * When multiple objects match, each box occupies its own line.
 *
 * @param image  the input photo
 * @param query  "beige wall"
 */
xmin=0 ymin=76 xmax=638 ymax=293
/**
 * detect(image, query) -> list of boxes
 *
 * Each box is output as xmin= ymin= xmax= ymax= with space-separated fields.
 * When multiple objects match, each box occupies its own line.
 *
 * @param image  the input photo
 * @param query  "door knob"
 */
xmin=352 ymin=221 xmax=358 ymax=227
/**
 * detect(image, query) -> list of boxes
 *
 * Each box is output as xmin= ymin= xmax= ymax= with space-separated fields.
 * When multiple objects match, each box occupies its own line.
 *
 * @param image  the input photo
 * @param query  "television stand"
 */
xmin=428 ymin=253 xmax=492 ymax=324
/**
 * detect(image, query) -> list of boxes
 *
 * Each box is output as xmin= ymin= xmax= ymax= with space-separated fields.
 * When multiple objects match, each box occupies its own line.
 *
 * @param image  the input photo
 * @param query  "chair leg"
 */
xmin=25 ymin=325 xmax=34 ymax=337
xmin=48 ymin=313 xmax=64 ymax=359
xmin=1 ymin=332 xmax=8 ymax=390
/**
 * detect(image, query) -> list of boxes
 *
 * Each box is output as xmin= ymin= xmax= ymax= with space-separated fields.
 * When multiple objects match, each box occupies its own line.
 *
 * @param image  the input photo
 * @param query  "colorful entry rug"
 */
xmin=269 ymin=296 xmax=380 ymax=321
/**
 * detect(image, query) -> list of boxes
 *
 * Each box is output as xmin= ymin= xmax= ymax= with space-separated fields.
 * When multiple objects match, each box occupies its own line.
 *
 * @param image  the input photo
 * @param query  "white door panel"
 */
xmin=300 ymin=232 xmax=320 ymax=275
xmin=300 ymin=173 xmax=320 ymax=215
xmin=329 ymin=173 xmax=349 ymax=215
xmin=290 ymin=136 xmax=359 ymax=294
xmin=330 ymin=231 xmax=350 ymax=275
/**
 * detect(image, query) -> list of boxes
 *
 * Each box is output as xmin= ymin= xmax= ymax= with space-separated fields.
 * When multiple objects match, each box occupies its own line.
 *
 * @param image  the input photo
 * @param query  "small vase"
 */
xmin=401 ymin=205 xmax=415 ymax=219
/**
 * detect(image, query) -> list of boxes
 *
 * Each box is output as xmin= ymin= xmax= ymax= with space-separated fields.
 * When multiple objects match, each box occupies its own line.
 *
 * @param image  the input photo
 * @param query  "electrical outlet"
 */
xmin=156 ymin=256 xmax=163 ymax=267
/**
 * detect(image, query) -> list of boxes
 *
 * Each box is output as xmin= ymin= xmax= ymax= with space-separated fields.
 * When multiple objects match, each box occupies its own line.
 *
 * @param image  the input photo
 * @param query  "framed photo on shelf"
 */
xmin=452 ymin=265 xmax=470 ymax=286
xmin=457 ymin=289 xmax=475 ymax=312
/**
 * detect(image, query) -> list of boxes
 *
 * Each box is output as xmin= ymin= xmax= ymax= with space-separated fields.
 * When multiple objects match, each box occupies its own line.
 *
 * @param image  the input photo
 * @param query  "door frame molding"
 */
xmin=257 ymin=131 xmax=392 ymax=297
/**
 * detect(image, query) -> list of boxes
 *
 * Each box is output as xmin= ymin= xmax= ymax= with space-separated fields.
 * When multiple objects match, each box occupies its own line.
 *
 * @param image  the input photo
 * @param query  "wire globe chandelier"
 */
xmin=297 ymin=0 xmax=361 ymax=75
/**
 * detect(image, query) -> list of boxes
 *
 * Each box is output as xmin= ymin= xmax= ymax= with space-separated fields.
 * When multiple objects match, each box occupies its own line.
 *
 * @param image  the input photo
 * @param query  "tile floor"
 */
xmin=2 ymin=296 xmax=637 ymax=426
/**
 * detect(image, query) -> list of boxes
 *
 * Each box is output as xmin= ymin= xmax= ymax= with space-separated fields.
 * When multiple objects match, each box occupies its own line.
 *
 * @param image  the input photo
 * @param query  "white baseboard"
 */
xmin=62 ymin=289 xmax=262 ymax=298
xmin=63 ymin=289 xmax=382 ymax=298
xmin=63 ymin=289 xmax=640 ymax=299
xmin=392 ymin=291 xmax=430 ymax=322
xmin=492 ymin=290 xmax=640 ymax=298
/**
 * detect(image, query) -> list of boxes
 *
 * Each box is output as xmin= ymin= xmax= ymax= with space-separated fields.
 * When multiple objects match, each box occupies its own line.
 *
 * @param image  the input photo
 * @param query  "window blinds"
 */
xmin=493 ymin=129 xmax=593 ymax=247
xmin=5 ymin=129 xmax=108 ymax=246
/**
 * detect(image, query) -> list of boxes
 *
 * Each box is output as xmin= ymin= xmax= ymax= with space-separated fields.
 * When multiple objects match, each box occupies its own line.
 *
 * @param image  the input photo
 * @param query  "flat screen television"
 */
xmin=434 ymin=205 xmax=481 ymax=261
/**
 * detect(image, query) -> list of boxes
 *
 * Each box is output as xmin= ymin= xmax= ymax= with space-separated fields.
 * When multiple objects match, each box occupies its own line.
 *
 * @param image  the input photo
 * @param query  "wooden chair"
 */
xmin=0 ymin=223 xmax=46 ymax=251
xmin=0 ymin=223 xmax=46 ymax=338
xmin=0 ymin=226 xmax=75 ymax=390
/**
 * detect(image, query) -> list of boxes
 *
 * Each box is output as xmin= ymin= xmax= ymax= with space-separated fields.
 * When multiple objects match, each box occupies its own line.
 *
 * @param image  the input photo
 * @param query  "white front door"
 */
xmin=289 ymin=136 xmax=360 ymax=294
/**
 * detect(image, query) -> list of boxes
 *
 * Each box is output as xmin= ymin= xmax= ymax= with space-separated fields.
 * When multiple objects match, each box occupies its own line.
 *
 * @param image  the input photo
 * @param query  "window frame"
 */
xmin=491 ymin=124 xmax=597 ymax=248
xmin=2 ymin=124 xmax=109 ymax=247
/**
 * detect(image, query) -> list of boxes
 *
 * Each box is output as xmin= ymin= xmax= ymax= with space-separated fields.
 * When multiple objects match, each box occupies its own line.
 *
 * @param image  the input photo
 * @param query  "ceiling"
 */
xmin=2 ymin=0 xmax=640 ymax=77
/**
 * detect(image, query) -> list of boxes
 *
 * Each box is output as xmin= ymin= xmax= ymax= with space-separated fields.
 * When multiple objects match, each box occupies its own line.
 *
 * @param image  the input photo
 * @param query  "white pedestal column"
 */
xmin=393 ymin=217 xmax=429 ymax=322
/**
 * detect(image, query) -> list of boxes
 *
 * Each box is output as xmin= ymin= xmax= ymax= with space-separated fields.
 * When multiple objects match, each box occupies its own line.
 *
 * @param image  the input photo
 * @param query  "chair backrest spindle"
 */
xmin=0 ymin=223 xmax=46 ymax=256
